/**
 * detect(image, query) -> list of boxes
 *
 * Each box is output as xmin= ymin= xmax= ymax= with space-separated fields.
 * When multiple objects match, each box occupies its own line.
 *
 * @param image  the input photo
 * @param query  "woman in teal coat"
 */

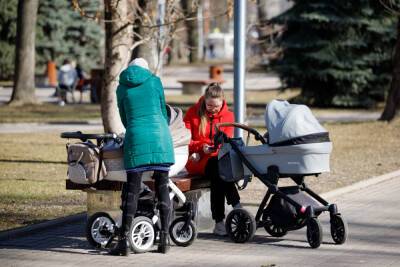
xmin=109 ymin=58 xmax=174 ymax=256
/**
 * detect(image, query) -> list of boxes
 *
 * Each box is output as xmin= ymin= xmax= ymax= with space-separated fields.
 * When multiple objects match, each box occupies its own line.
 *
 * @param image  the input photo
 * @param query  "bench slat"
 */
xmin=66 ymin=176 xmax=210 ymax=193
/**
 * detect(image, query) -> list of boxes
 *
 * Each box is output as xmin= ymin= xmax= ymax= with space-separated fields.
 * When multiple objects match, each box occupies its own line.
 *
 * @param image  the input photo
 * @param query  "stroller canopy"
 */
xmin=166 ymin=104 xmax=191 ymax=148
xmin=265 ymin=100 xmax=329 ymax=146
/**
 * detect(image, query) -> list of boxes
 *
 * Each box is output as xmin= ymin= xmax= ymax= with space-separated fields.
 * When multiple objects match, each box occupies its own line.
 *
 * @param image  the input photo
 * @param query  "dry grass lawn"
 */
xmin=0 ymin=133 xmax=85 ymax=231
xmin=0 ymin=103 xmax=101 ymax=123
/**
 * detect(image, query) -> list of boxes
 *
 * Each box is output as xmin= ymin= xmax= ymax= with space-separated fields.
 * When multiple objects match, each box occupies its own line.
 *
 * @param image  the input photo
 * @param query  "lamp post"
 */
xmin=233 ymin=0 xmax=246 ymax=138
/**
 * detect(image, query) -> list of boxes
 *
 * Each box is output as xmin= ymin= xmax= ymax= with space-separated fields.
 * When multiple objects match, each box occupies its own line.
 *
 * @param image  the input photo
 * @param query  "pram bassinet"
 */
xmin=67 ymin=105 xmax=190 ymax=184
xmin=242 ymin=99 xmax=332 ymax=175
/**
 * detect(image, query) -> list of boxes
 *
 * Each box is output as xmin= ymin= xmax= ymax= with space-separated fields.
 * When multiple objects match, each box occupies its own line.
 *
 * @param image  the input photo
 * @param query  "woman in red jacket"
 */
xmin=184 ymin=83 xmax=241 ymax=236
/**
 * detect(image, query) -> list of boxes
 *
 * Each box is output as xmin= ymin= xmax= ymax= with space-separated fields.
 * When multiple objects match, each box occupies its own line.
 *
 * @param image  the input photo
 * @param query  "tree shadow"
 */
xmin=0 ymin=159 xmax=64 ymax=165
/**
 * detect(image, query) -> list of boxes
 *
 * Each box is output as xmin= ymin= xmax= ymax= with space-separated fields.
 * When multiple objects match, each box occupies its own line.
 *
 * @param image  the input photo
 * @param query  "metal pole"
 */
xmin=234 ymin=0 xmax=246 ymax=138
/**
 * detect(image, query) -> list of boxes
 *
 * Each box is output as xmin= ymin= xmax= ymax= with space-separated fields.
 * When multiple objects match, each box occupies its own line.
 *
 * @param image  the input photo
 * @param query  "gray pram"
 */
xmin=215 ymin=100 xmax=348 ymax=248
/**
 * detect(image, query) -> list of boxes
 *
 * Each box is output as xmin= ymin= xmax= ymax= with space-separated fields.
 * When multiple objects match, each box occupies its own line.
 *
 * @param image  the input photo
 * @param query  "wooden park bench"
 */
xmin=66 ymin=174 xmax=210 ymax=193
xmin=178 ymin=65 xmax=225 ymax=94
xmin=66 ymin=174 xmax=213 ymax=230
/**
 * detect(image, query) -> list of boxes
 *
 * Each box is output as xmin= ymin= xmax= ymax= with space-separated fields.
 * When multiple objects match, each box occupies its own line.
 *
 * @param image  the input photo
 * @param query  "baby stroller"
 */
xmin=215 ymin=100 xmax=348 ymax=248
xmin=61 ymin=105 xmax=197 ymax=253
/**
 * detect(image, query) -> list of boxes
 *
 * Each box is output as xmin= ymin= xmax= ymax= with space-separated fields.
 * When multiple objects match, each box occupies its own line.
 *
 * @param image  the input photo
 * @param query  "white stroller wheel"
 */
xmin=128 ymin=216 xmax=155 ymax=253
xmin=86 ymin=212 xmax=116 ymax=249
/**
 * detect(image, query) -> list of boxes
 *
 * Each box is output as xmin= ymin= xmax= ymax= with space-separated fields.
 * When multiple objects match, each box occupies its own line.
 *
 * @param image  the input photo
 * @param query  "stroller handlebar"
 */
xmin=214 ymin=122 xmax=267 ymax=144
xmin=60 ymin=131 xmax=120 ymax=143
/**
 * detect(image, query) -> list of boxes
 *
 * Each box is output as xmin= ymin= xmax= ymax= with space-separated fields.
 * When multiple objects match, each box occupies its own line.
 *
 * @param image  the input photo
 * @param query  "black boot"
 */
xmin=108 ymin=216 xmax=132 ymax=256
xmin=157 ymin=231 xmax=170 ymax=254
xmin=108 ymin=236 xmax=129 ymax=256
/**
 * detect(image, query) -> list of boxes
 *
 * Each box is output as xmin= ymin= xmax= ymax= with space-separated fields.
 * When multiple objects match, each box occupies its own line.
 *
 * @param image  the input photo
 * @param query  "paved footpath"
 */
xmin=0 ymin=175 xmax=399 ymax=267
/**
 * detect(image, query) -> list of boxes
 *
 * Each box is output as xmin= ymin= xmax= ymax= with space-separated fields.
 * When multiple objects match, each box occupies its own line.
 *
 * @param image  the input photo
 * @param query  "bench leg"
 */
xmin=87 ymin=190 xmax=122 ymax=224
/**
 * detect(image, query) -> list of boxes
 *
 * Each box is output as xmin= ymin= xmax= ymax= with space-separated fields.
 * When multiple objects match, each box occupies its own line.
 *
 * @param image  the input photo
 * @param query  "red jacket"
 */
xmin=183 ymin=97 xmax=234 ymax=175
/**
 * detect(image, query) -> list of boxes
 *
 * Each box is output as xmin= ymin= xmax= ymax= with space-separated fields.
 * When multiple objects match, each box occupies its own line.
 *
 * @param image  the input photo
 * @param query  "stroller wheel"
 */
xmin=306 ymin=217 xmax=323 ymax=248
xmin=86 ymin=212 xmax=116 ymax=249
xmin=330 ymin=214 xmax=348 ymax=244
xmin=262 ymin=212 xmax=288 ymax=237
xmin=169 ymin=217 xmax=197 ymax=247
xmin=128 ymin=216 xmax=155 ymax=253
xmin=225 ymin=208 xmax=256 ymax=243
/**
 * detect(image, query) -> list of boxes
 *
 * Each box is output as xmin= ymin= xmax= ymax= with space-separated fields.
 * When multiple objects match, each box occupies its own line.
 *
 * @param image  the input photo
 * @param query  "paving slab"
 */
xmin=0 ymin=175 xmax=399 ymax=267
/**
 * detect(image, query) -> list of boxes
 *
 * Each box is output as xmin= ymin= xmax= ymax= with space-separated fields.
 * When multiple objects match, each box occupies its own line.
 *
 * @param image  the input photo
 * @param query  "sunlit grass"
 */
xmin=0 ymin=132 xmax=85 ymax=231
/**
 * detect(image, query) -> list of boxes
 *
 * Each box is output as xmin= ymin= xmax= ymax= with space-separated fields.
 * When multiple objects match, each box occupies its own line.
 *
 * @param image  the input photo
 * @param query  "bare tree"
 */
xmin=131 ymin=0 xmax=183 ymax=74
xmin=380 ymin=18 xmax=400 ymax=121
xmin=9 ymin=0 xmax=39 ymax=106
xmin=181 ymin=0 xmax=200 ymax=63
xmin=380 ymin=1 xmax=400 ymax=121
xmin=73 ymin=0 xmax=231 ymax=133
xmin=102 ymin=0 xmax=134 ymax=134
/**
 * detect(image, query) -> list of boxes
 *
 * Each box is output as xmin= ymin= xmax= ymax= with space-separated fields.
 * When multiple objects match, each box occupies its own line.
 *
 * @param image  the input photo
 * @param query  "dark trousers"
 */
xmin=120 ymin=170 xmax=171 ymax=234
xmin=205 ymin=157 xmax=240 ymax=223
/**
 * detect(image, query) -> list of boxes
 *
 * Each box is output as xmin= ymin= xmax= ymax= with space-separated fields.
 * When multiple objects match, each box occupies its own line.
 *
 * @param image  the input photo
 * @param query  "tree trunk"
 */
xmin=102 ymin=0 xmax=134 ymax=134
xmin=181 ymin=0 xmax=200 ymax=63
xmin=9 ymin=0 xmax=39 ymax=106
xmin=131 ymin=0 xmax=161 ymax=74
xmin=380 ymin=18 xmax=400 ymax=121
xmin=256 ymin=0 xmax=270 ymax=55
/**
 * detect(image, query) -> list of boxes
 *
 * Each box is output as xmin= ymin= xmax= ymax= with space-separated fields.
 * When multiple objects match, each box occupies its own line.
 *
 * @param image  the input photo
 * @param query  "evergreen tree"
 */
xmin=0 ymin=0 xmax=18 ymax=80
xmin=36 ymin=0 xmax=104 ymax=73
xmin=0 ymin=0 xmax=103 ymax=79
xmin=271 ymin=0 xmax=397 ymax=108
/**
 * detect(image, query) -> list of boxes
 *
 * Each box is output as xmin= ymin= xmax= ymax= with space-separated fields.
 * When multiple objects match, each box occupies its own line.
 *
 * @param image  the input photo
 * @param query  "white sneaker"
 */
xmin=58 ymin=100 xmax=65 ymax=106
xmin=233 ymin=203 xmax=242 ymax=209
xmin=213 ymin=221 xmax=227 ymax=236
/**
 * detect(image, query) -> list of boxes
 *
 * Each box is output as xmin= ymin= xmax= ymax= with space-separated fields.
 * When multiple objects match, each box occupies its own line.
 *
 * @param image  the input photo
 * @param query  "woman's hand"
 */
xmin=189 ymin=153 xmax=201 ymax=162
xmin=203 ymin=144 xmax=216 ymax=154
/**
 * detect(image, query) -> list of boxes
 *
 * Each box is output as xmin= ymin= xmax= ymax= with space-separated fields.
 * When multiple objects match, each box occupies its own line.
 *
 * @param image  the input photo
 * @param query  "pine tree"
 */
xmin=0 ymin=0 xmax=104 ymax=79
xmin=35 ymin=0 xmax=104 ymax=73
xmin=271 ymin=0 xmax=397 ymax=108
xmin=0 ymin=0 xmax=18 ymax=80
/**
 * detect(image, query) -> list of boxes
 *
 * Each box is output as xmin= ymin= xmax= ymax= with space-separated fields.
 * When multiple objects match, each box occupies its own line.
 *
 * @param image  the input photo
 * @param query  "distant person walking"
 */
xmin=57 ymin=59 xmax=78 ymax=105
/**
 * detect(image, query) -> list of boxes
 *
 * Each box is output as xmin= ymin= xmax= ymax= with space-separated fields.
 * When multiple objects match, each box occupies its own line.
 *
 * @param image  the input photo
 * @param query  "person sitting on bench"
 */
xmin=183 ymin=82 xmax=241 ymax=236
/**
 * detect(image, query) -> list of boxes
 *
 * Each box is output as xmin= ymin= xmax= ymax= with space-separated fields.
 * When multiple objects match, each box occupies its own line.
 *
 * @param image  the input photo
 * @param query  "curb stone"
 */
xmin=0 ymin=212 xmax=86 ymax=241
xmin=321 ymin=169 xmax=400 ymax=199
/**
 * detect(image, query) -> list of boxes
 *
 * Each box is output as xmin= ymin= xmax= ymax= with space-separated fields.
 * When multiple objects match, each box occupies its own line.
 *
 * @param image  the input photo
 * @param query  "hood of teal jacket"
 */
xmin=119 ymin=65 xmax=153 ymax=88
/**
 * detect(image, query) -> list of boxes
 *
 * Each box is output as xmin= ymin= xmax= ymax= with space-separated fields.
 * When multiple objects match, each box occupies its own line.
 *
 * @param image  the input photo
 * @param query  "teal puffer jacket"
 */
xmin=116 ymin=65 xmax=175 ymax=169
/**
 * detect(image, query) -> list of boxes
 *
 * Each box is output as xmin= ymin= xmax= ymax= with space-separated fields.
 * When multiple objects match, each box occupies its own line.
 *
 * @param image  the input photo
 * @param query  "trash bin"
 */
xmin=209 ymin=65 xmax=224 ymax=82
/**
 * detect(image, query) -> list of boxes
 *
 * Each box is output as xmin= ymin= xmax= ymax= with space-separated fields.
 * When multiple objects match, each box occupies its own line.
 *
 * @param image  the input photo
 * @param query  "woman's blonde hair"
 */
xmin=198 ymin=82 xmax=224 ymax=136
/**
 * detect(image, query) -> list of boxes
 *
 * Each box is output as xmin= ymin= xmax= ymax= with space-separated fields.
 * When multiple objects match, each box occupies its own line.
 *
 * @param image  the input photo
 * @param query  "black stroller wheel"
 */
xmin=262 ymin=212 xmax=288 ymax=237
xmin=86 ymin=212 xmax=116 ymax=249
xmin=225 ymin=208 xmax=256 ymax=243
xmin=306 ymin=217 xmax=323 ymax=248
xmin=169 ymin=217 xmax=197 ymax=247
xmin=330 ymin=214 xmax=348 ymax=244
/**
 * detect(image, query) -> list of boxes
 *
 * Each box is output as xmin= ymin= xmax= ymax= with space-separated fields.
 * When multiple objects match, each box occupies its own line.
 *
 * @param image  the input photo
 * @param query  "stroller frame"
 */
xmin=61 ymin=131 xmax=197 ymax=252
xmin=215 ymin=123 xmax=348 ymax=248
